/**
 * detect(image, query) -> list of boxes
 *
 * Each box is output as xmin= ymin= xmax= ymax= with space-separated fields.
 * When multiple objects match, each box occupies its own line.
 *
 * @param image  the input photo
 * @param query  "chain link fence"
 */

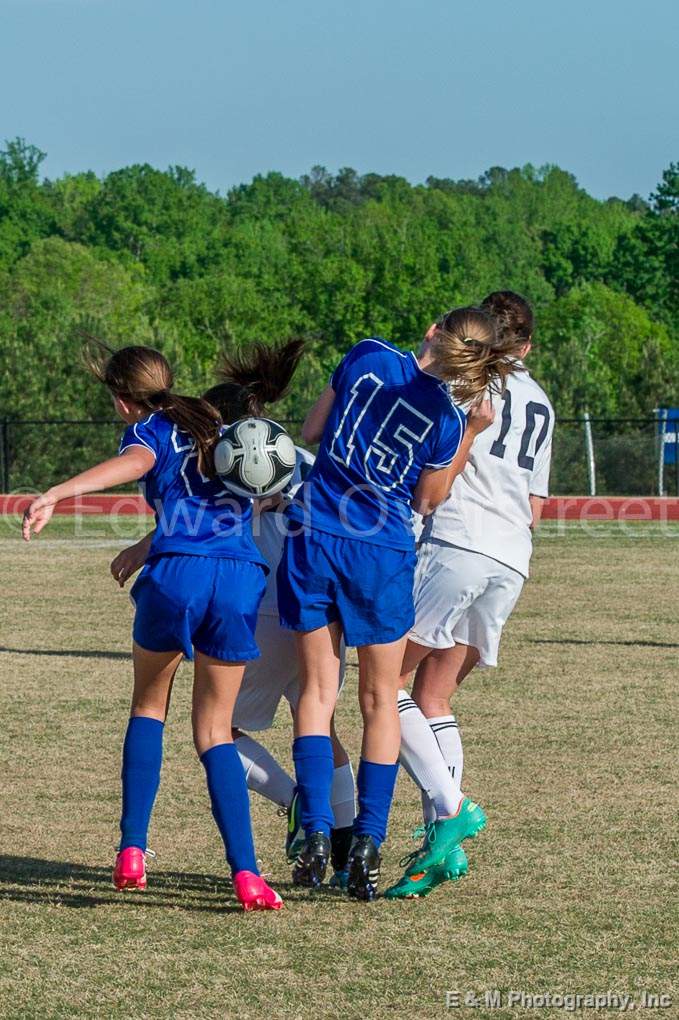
xmin=551 ymin=418 xmax=669 ymax=496
xmin=0 ymin=417 xmax=671 ymax=496
xmin=0 ymin=419 xmax=305 ymax=494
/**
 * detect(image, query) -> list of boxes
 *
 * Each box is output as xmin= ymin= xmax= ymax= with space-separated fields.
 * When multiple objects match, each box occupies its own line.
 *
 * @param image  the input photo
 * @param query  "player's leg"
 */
xmin=346 ymin=635 xmax=407 ymax=900
xmin=397 ymin=638 xmax=463 ymax=821
xmin=412 ymin=641 xmax=478 ymax=788
xmin=282 ymin=633 xmax=354 ymax=873
xmin=414 ymin=559 xmax=524 ymax=794
xmin=277 ymin=526 xmax=346 ymax=886
xmin=397 ymin=555 xmax=526 ymax=877
xmin=386 ymin=643 xmax=478 ymax=899
xmin=231 ymin=616 xmax=299 ymax=811
xmin=330 ymin=537 xmax=417 ymax=900
xmin=397 ymin=683 xmax=464 ymax=820
xmin=232 ymin=728 xmax=295 ymax=807
xmin=193 ymin=556 xmax=283 ymax=910
xmin=114 ymin=642 xmax=182 ymax=891
xmin=115 ymin=555 xmax=197 ymax=891
xmin=328 ymin=713 xmax=356 ymax=888
xmin=386 ymin=548 xmax=492 ymax=894
xmin=193 ymin=652 xmax=282 ymax=911
xmin=290 ymin=622 xmax=343 ymax=887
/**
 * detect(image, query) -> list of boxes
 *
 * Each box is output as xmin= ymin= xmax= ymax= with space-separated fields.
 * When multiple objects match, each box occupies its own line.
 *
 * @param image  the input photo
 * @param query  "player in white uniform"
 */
xmin=386 ymin=291 xmax=554 ymax=899
xmin=110 ymin=342 xmax=355 ymax=882
xmin=231 ymin=447 xmax=354 ymax=883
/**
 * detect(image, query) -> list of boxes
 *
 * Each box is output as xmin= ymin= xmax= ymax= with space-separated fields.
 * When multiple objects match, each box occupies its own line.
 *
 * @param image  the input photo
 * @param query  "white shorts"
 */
xmin=410 ymin=540 xmax=524 ymax=667
xmin=232 ymin=613 xmax=346 ymax=731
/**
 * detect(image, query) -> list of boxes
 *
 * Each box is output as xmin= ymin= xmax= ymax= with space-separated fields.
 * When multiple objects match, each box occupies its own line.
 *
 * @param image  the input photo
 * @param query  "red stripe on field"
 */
xmin=1 ymin=494 xmax=153 ymax=515
xmin=3 ymin=493 xmax=679 ymax=521
xmin=542 ymin=497 xmax=679 ymax=521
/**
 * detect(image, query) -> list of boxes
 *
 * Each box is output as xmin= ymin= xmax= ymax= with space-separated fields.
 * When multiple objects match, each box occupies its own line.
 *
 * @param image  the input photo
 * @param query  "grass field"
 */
xmin=1 ymin=517 xmax=677 ymax=1019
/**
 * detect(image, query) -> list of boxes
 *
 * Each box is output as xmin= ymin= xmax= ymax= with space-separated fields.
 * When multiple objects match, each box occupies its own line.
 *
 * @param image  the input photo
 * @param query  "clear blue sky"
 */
xmin=1 ymin=0 xmax=677 ymax=200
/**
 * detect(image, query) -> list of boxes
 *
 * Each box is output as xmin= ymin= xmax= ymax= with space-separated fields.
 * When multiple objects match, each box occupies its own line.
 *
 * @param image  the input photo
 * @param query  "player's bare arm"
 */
xmin=529 ymin=494 xmax=546 ymax=529
xmin=111 ymin=530 xmax=154 ymax=587
xmin=301 ymin=384 xmax=336 ymax=444
xmin=22 ymin=447 xmax=155 ymax=541
xmin=411 ymin=397 xmax=495 ymax=516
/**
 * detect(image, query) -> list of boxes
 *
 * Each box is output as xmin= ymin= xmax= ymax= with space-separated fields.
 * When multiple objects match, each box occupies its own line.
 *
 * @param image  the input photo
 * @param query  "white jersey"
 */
xmin=424 ymin=367 xmax=554 ymax=578
xmin=253 ymin=446 xmax=315 ymax=615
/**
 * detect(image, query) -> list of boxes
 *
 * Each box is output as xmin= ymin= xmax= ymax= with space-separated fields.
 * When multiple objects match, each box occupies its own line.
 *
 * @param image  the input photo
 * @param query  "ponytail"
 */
xmin=158 ymin=392 xmax=222 ymax=477
xmin=430 ymin=307 xmax=520 ymax=404
xmin=85 ymin=338 xmax=222 ymax=477
xmin=480 ymin=290 xmax=534 ymax=354
xmin=216 ymin=339 xmax=305 ymax=416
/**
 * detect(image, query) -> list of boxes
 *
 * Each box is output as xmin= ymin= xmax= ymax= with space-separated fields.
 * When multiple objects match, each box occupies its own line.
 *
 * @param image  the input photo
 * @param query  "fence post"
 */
xmin=1 ymin=420 xmax=9 ymax=493
xmin=583 ymin=412 xmax=596 ymax=497
xmin=655 ymin=408 xmax=666 ymax=496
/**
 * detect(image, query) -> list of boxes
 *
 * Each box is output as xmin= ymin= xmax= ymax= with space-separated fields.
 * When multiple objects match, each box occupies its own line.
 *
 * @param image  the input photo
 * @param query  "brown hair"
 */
xmin=430 ymin=306 xmax=517 ymax=403
xmin=481 ymin=291 xmax=534 ymax=353
xmin=87 ymin=342 xmax=221 ymax=476
xmin=204 ymin=339 xmax=305 ymax=422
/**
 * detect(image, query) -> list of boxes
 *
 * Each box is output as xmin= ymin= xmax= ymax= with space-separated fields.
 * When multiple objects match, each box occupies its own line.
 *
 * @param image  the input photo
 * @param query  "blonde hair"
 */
xmin=429 ymin=306 xmax=518 ymax=404
xmin=86 ymin=341 xmax=221 ymax=477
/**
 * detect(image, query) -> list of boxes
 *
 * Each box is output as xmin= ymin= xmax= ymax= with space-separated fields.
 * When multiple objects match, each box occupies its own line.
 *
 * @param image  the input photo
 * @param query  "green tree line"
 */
xmin=0 ymin=138 xmax=677 ymax=490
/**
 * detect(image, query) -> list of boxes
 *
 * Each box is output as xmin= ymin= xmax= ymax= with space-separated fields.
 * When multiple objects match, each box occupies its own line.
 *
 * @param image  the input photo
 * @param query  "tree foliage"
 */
xmin=0 ymin=138 xmax=677 ymax=435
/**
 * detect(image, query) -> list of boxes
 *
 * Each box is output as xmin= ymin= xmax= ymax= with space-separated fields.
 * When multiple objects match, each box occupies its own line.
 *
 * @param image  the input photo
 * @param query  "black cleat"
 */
xmin=331 ymin=825 xmax=354 ymax=874
xmin=292 ymin=831 xmax=331 ymax=889
xmin=347 ymin=834 xmax=381 ymax=901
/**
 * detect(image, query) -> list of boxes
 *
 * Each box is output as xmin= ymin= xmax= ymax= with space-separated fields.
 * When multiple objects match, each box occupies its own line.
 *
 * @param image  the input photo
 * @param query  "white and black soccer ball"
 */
xmin=214 ymin=417 xmax=297 ymax=499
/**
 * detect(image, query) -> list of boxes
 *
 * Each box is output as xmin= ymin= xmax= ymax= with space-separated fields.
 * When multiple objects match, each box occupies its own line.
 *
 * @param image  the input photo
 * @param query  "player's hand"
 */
xmin=22 ymin=493 xmax=56 ymax=541
xmin=466 ymin=397 xmax=495 ymax=436
xmin=110 ymin=543 xmax=147 ymax=587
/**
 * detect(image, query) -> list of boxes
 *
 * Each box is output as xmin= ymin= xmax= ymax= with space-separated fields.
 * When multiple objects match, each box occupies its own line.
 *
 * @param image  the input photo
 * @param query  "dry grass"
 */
xmin=1 ymin=518 xmax=677 ymax=1019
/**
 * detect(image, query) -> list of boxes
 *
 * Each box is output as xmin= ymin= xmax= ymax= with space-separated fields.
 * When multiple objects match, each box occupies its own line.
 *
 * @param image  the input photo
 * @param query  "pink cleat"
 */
xmin=233 ymin=871 xmax=283 ymax=912
xmin=113 ymin=847 xmax=149 ymax=891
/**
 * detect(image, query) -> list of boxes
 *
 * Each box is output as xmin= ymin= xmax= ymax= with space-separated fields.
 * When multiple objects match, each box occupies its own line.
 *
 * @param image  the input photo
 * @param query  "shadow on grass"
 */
xmin=0 ymin=646 xmax=130 ymax=660
xmin=0 ymin=855 xmax=322 ymax=912
xmin=529 ymin=638 xmax=679 ymax=649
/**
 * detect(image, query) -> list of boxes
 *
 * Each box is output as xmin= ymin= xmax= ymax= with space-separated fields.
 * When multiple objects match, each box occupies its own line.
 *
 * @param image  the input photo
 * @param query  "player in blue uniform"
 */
xmin=278 ymin=307 xmax=517 ymax=899
xmin=109 ymin=341 xmax=357 ymax=884
xmin=22 ymin=343 xmax=283 ymax=911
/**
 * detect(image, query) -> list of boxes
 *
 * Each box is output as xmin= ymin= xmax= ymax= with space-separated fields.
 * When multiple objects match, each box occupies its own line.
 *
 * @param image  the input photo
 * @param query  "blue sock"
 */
xmin=201 ymin=743 xmax=258 ymax=875
xmin=353 ymin=759 xmax=400 ymax=848
xmin=293 ymin=735 xmax=334 ymax=838
xmin=119 ymin=716 xmax=164 ymax=851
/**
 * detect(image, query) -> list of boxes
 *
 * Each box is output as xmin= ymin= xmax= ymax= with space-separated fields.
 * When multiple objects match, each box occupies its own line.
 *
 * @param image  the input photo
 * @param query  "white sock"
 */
xmin=421 ymin=788 xmax=437 ymax=825
xmin=234 ymin=734 xmax=295 ymax=808
xmin=428 ymin=716 xmax=464 ymax=787
xmin=398 ymin=690 xmax=462 ymax=819
xmin=330 ymin=762 xmax=356 ymax=829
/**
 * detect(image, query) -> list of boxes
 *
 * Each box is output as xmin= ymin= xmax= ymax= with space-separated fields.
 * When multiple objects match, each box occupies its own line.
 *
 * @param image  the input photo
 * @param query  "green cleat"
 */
xmin=442 ymin=844 xmax=470 ymax=880
xmin=405 ymin=798 xmax=486 ymax=874
xmin=384 ymin=845 xmax=468 ymax=900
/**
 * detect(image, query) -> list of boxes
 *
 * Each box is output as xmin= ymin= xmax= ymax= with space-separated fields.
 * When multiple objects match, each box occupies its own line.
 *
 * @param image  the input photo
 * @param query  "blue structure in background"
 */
xmin=655 ymin=408 xmax=679 ymax=495
xmin=656 ymin=408 xmax=679 ymax=465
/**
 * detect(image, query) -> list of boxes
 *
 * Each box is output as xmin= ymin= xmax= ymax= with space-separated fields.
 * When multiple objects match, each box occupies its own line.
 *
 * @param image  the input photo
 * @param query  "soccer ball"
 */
xmin=214 ymin=417 xmax=297 ymax=498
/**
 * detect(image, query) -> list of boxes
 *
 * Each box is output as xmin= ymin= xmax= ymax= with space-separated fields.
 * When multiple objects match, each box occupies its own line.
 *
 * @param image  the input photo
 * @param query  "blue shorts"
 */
xmin=131 ymin=554 xmax=266 ymax=662
xmin=277 ymin=527 xmax=416 ymax=647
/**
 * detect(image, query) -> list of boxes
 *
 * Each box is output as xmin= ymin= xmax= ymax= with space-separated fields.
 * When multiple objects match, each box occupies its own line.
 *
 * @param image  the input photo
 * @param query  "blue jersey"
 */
xmin=119 ymin=412 xmax=266 ymax=566
xmin=288 ymin=339 xmax=466 ymax=549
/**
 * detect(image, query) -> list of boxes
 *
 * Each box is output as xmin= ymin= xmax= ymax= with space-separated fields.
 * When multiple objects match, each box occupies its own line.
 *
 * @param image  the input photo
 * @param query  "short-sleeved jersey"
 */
xmin=119 ymin=411 xmax=266 ymax=566
xmin=288 ymin=339 xmax=466 ymax=550
xmin=254 ymin=446 xmax=315 ymax=615
xmin=423 ymin=367 xmax=554 ymax=577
